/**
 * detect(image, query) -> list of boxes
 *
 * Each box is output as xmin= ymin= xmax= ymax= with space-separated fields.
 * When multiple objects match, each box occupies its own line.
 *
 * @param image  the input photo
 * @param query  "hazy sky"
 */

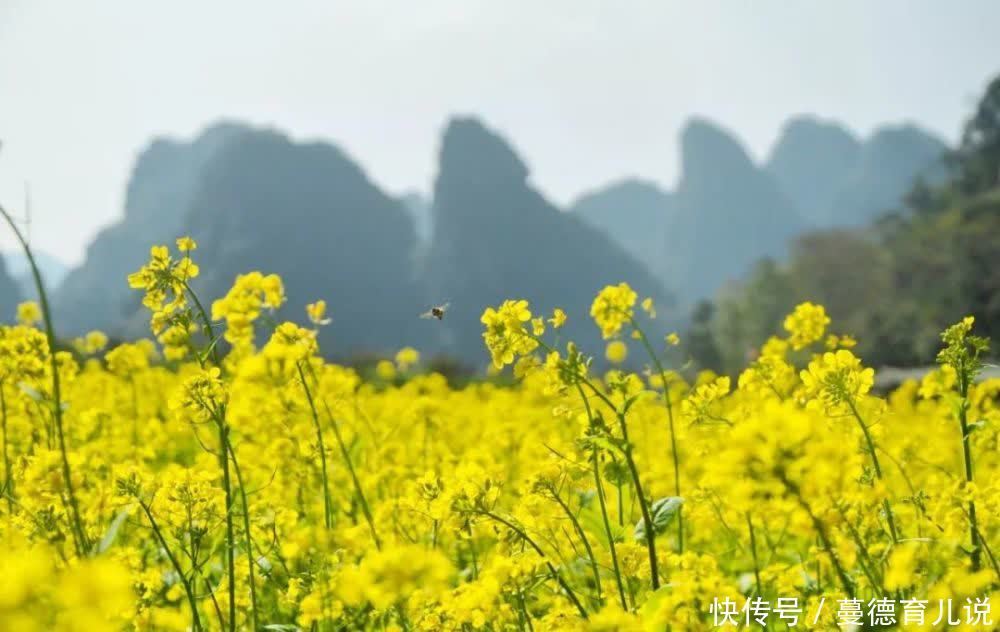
xmin=1 ymin=1 xmax=999 ymax=264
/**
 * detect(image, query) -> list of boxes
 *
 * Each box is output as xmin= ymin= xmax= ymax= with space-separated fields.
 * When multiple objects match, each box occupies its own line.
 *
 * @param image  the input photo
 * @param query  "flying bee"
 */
xmin=420 ymin=302 xmax=450 ymax=320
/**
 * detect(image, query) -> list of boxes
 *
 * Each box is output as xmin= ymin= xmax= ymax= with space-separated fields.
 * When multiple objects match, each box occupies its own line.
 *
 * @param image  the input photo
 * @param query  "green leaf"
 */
xmin=586 ymin=434 xmax=627 ymax=457
xmin=198 ymin=332 xmax=224 ymax=365
xmin=634 ymin=496 xmax=684 ymax=542
xmin=579 ymin=503 xmax=629 ymax=547
xmin=602 ymin=460 xmax=630 ymax=486
xmin=640 ymin=585 xmax=674 ymax=629
xmin=95 ymin=505 xmax=134 ymax=554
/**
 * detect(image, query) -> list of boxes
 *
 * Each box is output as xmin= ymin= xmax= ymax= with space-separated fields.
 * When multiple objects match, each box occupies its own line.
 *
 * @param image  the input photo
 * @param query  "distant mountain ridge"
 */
xmin=55 ymin=122 xmax=248 ymax=334
xmin=571 ymin=178 xmax=674 ymax=279
xmin=52 ymin=111 xmax=948 ymax=361
xmin=571 ymin=114 xmax=948 ymax=302
xmin=128 ymin=126 xmax=430 ymax=355
xmin=664 ymin=118 xmax=806 ymax=301
xmin=425 ymin=117 xmax=671 ymax=363
xmin=765 ymin=115 xmax=863 ymax=226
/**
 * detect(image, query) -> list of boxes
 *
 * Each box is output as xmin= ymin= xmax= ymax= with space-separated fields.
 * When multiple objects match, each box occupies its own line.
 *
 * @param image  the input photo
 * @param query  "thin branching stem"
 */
xmin=304 ymin=362 xmax=382 ymax=549
xmin=547 ymin=485 xmax=604 ymax=608
xmin=746 ymin=512 xmax=763 ymax=598
xmin=574 ymin=382 xmax=628 ymax=610
xmin=629 ymin=316 xmax=684 ymax=552
xmin=297 ymin=362 xmax=333 ymax=529
xmin=1 ymin=384 xmax=12 ymax=514
xmin=222 ymin=431 xmax=260 ymax=631
xmin=846 ymin=399 xmax=899 ymax=544
xmin=138 ymin=499 xmax=202 ymax=631
xmin=474 ymin=509 xmax=588 ymax=619
xmin=778 ymin=472 xmax=854 ymax=598
xmin=183 ymin=283 xmax=237 ymax=631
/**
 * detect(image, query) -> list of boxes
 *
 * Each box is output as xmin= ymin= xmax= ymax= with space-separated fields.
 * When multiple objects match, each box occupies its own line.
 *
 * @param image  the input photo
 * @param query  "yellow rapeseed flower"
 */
xmin=783 ymin=302 xmax=830 ymax=350
xmin=605 ymin=340 xmax=628 ymax=364
xmin=16 ymin=301 xmax=41 ymax=326
xmin=590 ymin=282 xmax=637 ymax=339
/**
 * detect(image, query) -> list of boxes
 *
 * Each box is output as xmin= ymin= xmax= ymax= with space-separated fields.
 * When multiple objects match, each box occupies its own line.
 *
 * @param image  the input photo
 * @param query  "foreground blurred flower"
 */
xmin=16 ymin=301 xmax=41 ymax=326
xmin=605 ymin=340 xmax=628 ymax=364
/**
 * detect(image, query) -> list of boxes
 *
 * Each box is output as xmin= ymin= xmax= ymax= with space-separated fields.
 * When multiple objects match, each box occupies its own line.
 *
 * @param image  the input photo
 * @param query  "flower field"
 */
xmin=2 ymin=233 xmax=999 ymax=631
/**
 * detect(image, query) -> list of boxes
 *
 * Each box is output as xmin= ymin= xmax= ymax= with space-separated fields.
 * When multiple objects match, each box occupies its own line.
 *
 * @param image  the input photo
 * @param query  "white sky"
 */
xmin=1 ymin=0 xmax=999 ymax=264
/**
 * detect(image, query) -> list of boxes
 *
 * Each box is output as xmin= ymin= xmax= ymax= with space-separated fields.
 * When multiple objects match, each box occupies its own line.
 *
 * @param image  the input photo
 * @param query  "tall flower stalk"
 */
xmin=128 ymin=238 xmax=263 ymax=631
xmin=936 ymin=317 xmax=989 ymax=570
xmin=1 ymin=204 xmax=88 ymax=555
xmin=480 ymin=293 xmax=662 ymax=590
xmin=801 ymin=349 xmax=900 ymax=544
xmin=297 ymin=362 xmax=334 ymax=529
xmin=184 ymin=282 xmax=246 ymax=632
xmin=628 ymin=315 xmax=684 ymax=552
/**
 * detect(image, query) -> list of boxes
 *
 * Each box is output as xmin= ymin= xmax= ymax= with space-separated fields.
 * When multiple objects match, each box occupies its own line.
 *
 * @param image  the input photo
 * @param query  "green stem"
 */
xmin=183 ymin=281 xmax=236 ymax=630
xmin=138 ymin=500 xmax=202 ymax=631
xmin=967 ymin=512 xmax=1000 ymax=581
xmin=205 ymin=579 xmax=226 ymax=632
xmin=572 ymin=372 xmax=661 ymax=590
xmin=183 ymin=282 xmax=221 ymax=367
xmin=746 ymin=512 xmax=763 ymax=598
xmin=0 ymin=205 xmax=87 ymax=555
xmin=834 ymin=503 xmax=883 ymax=593
xmin=297 ymin=363 xmax=333 ymax=529
xmin=516 ymin=582 xmax=535 ymax=631
xmin=957 ymin=374 xmax=981 ymax=571
xmin=222 ymin=432 xmax=259 ymax=631
xmin=476 ymin=510 xmax=588 ymax=619
xmin=1 ymin=384 xmax=12 ymax=514
xmin=548 ymin=486 xmax=604 ymax=608
xmin=621 ymin=444 xmax=660 ymax=590
xmin=846 ymin=399 xmax=899 ymax=544
xmin=574 ymin=383 xmax=628 ymax=610
xmin=216 ymin=418 xmax=237 ymax=632
xmin=305 ymin=362 xmax=381 ymax=549
xmin=779 ymin=472 xmax=853 ymax=598
xmin=630 ymin=317 xmax=684 ymax=552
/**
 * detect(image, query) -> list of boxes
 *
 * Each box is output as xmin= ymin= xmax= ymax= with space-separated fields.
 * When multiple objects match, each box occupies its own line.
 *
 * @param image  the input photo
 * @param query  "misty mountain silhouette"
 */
xmin=663 ymin=118 xmax=805 ymax=301
xmin=570 ymin=179 xmax=674 ymax=280
xmin=824 ymin=124 xmax=948 ymax=226
xmin=572 ymin=116 xmax=948 ymax=303
xmin=114 ymin=125 xmax=429 ymax=357
xmin=425 ymin=117 xmax=671 ymax=364
xmin=765 ymin=116 xmax=863 ymax=226
xmin=51 ymin=111 xmax=949 ymax=362
xmin=767 ymin=118 xmax=947 ymax=227
xmin=55 ymin=123 xmax=246 ymax=334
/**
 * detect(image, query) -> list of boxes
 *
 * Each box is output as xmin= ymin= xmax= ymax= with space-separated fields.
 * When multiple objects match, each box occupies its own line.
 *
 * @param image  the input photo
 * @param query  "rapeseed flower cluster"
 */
xmin=2 ymin=229 xmax=1000 ymax=631
xmin=480 ymin=299 xmax=539 ymax=368
xmin=783 ymin=301 xmax=830 ymax=350
xmin=590 ymin=282 xmax=637 ymax=339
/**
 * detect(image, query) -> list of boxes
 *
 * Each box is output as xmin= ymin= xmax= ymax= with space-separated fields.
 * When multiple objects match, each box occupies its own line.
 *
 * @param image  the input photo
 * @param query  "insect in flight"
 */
xmin=420 ymin=302 xmax=450 ymax=320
